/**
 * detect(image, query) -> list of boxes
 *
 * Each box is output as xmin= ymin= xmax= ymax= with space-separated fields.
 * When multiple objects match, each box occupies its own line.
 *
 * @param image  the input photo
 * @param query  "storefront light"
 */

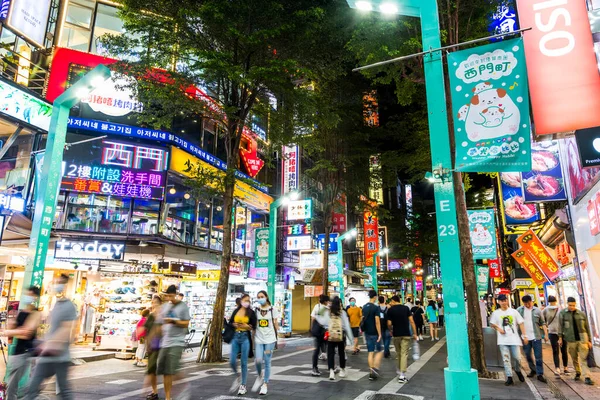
xmin=169 ymin=187 xmax=177 ymax=195
xmin=184 ymin=193 xmax=191 ymax=200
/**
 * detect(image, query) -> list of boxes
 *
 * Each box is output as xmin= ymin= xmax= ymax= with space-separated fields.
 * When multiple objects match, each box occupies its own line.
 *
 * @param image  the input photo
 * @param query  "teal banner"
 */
xmin=448 ymin=37 xmax=531 ymax=172
xmin=468 ymin=209 xmax=497 ymax=260
xmin=476 ymin=265 xmax=490 ymax=293
xmin=254 ymin=228 xmax=270 ymax=268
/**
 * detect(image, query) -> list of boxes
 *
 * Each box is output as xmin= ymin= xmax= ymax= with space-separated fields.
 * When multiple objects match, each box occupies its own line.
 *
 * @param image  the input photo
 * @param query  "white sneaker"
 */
xmin=431 ymin=337 xmax=434 ymax=341
xmin=238 ymin=385 xmax=247 ymax=395
xmin=398 ymin=375 xmax=407 ymax=383
xmin=419 ymin=335 xmax=423 ymax=340
xmin=230 ymin=376 xmax=241 ymax=393
xmin=329 ymin=369 xmax=335 ymax=380
xmin=436 ymin=337 xmax=440 ymax=341
xmin=319 ymin=353 xmax=327 ymax=360
xmin=339 ymin=368 xmax=347 ymax=378
xmin=252 ymin=376 xmax=264 ymax=393
xmin=259 ymin=383 xmax=268 ymax=395
xmin=554 ymin=368 xmax=561 ymax=376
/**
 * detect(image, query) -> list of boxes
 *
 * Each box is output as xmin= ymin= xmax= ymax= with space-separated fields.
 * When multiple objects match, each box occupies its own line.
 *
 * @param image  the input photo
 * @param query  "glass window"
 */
xmin=64 ymin=193 xmax=108 ymax=232
xmin=91 ymin=4 xmax=124 ymax=54
xmin=216 ymin=135 xmax=226 ymax=161
xmin=202 ymin=120 xmax=216 ymax=153
xmin=210 ymin=202 xmax=224 ymax=251
xmin=0 ymin=127 xmax=34 ymax=199
xmin=132 ymin=199 xmax=160 ymax=235
xmin=103 ymin=197 xmax=131 ymax=233
xmin=163 ymin=182 xmax=195 ymax=244
xmin=196 ymin=201 xmax=211 ymax=248
xmin=66 ymin=3 xmax=93 ymax=29
xmin=60 ymin=25 xmax=91 ymax=51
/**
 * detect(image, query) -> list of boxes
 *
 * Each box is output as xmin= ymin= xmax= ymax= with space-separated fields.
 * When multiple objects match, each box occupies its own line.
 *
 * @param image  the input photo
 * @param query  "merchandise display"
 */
xmin=275 ymin=285 xmax=292 ymax=335
xmin=180 ymin=280 xmax=238 ymax=332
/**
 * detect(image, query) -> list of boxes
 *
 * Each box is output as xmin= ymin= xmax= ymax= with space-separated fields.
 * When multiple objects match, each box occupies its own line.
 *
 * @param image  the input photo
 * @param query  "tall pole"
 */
xmin=267 ymin=197 xmax=284 ymax=301
xmin=370 ymin=253 xmax=379 ymax=293
xmin=346 ymin=1 xmax=480 ymax=398
xmin=336 ymin=228 xmax=356 ymax=304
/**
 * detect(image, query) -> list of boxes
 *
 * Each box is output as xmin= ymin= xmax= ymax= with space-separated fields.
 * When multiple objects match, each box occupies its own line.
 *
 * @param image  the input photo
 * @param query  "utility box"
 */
xmin=483 ymin=327 xmax=503 ymax=367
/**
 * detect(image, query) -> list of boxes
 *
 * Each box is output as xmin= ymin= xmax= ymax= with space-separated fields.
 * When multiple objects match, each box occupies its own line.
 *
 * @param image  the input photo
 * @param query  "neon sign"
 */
xmin=54 ymin=239 xmax=125 ymax=260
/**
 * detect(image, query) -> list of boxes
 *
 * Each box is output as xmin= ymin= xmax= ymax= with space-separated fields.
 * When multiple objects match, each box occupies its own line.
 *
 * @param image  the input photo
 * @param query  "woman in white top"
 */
xmin=252 ymin=290 xmax=280 ymax=395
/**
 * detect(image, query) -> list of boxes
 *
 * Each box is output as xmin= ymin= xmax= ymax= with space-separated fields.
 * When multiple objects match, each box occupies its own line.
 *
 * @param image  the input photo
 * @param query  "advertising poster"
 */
xmin=560 ymin=137 xmax=600 ymax=204
xmin=574 ymin=127 xmax=600 ymax=169
xmin=331 ymin=194 xmax=347 ymax=233
xmin=489 ymin=259 xmax=502 ymax=279
xmin=317 ymin=233 xmax=338 ymax=253
xmin=476 ymin=265 xmax=489 ymax=292
xmin=511 ymin=249 xmax=547 ymax=286
xmin=468 ymin=209 xmax=497 ymax=259
xmin=521 ymin=140 xmax=567 ymax=202
xmin=448 ymin=37 xmax=531 ymax=172
xmin=254 ymin=228 xmax=270 ymax=268
xmin=498 ymin=173 xmax=540 ymax=226
xmin=363 ymin=211 xmax=379 ymax=267
xmin=328 ymin=258 xmax=340 ymax=282
xmin=7 ymin=0 xmax=52 ymax=47
xmin=517 ymin=230 xmax=561 ymax=281
xmin=488 ymin=1 xmax=518 ymax=39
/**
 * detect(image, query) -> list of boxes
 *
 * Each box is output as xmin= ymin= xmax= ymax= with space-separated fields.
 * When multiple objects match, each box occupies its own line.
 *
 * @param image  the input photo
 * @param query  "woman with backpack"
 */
xmin=228 ymin=294 xmax=257 ymax=395
xmin=134 ymin=309 xmax=150 ymax=367
xmin=426 ymin=300 xmax=439 ymax=341
xmin=252 ymin=290 xmax=279 ymax=395
xmin=411 ymin=301 xmax=425 ymax=340
xmin=326 ymin=296 xmax=353 ymax=381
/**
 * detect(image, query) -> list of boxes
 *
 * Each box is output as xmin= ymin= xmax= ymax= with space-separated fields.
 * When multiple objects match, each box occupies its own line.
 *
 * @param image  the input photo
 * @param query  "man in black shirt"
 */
xmin=387 ymin=295 xmax=418 ymax=383
xmin=1 ymin=286 xmax=41 ymax=400
xmin=362 ymin=290 xmax=383 ymax=380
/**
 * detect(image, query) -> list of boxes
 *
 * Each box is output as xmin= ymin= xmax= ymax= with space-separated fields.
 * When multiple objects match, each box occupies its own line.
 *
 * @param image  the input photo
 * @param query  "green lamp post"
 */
xmin=368 ymin=247 xmax=388 ymax=293
xmin=267 ymin=191 xmax=300 ymax=301
xmin=336 ymin=228 xmax=357 ymax=303
xmin=346 ymin=1 xmax=480 ymax=399
xmin=22 ymin=65 xmax=111 ymax=298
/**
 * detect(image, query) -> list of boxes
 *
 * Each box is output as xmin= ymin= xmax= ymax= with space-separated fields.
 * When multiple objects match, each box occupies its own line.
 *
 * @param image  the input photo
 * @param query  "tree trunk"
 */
xmin=204 ymin=168 xmax=236 ymax=362
xmin=322 ymin=228 xmax=330 ymax=295
xmin=453 ymin=171 xmax=491 ymax=377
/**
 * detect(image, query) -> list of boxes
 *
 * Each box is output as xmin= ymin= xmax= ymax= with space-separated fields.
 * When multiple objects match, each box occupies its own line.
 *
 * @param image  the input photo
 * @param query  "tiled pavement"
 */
xmin=24 ymin=332 xmax=553 ymax=400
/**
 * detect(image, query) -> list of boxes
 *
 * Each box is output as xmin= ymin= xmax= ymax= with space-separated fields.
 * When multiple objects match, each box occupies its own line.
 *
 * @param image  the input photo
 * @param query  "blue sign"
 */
xmin=317 ymin=233 xmax=339 ymax=253
xmin=499 ymin=172 xmax=540 ymax=226
xmin=0 ymin=0 xmax=9 ymax=20
xmin=488 ymin=1 xmax=518 ymax=40
xmin=67 ymin=117 xmax=268 ymax=193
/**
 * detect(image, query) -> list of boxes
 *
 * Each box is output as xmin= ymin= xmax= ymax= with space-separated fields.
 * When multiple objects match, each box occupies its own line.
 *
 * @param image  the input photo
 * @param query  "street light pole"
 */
xmin=336 ymin=228 xmax=357 ymax=304
xmin=22 ymin=65 xmax=111 ymax=300
xmin=346 ymin=1 xmax=479 ymax=399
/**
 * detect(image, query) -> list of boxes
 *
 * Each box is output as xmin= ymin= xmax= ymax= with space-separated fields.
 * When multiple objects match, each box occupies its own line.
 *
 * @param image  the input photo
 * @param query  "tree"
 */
xmin=103 ymin=0 xmax=344 ymax=362
xmin=346 ymin=0 xmax=495 ymax=376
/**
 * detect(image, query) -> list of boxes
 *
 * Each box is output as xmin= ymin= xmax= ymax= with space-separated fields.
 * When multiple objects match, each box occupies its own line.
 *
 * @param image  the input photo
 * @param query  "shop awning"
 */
xmin=1 ymin=212 xmax=35 ymax=242
xmin=344 ymin=269 xmax=369 ymax=279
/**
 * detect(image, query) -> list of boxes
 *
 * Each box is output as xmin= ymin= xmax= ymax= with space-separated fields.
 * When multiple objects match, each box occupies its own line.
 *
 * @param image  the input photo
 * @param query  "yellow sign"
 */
xmin=196 ymin=270 xmax=221 ymax=281
xmin=170 ymin=147 xmax=273 ymax=211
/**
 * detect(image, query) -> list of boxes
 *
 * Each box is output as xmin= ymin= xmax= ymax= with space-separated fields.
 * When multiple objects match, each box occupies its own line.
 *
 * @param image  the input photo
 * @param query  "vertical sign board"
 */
xmin=282 ymin=145 xmax=299 ymax=195
xmin=476 ymin=265 xmax=490 ymax=292
xmin=517 ymin=229 xmax=561 ymax=281
xmin=498 ymin=173 xmax=540 ymax=229
xmin=369 ymin=155 xmax=383 ymax=204
xmin=511 ymin=249 xmax=547 ymax=286
xmin=516 ymin=0 xmax=600 ymax=135
xmin=521 ymin=140 xmax=567 ymax=202
xmin=489 ymin=259 xmax=502 ymax=279
xmin=448 ymin=38 xmax=531 ymax=172
xmin=254 ymin=228 xmax=270 ymax=269
xmin=468 ymin=209 xmax=497 ymax=260
xmin=331 ymin=194 xmax=347 ymax=233
xmin=363 ymin=211 xmax=379 ymax=267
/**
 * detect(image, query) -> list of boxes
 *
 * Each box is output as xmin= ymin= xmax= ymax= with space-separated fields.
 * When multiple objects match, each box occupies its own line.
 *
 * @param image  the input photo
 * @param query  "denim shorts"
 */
xmin=365 ymin=334 xmax=382 ymax=352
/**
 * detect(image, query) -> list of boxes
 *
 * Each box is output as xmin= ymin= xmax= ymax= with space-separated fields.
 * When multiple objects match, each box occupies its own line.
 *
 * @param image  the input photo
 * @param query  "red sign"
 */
xmin=511 ymin=249 xmax=547 ymax=286
xmin=229 ymin=260 xmax=242 ymax=276
xmin=489 ymin=259 xmax=502 ymax=279
xmin=332 ymin=194 xmax=347 ymax=233
xmin=516 ymin=230 xmax=560 ymax=281
xmin=516 ymin=0 xmax=600 ymax=135
xmin=415 ymin=276 xmax=423 ymax=291
xmin=364 ymin=211 xmax=379 ymax=267
xmin=239 ymin=133 xmax=264 ymax=178
xmin=589 ymin=199 xmax=600 ymax=236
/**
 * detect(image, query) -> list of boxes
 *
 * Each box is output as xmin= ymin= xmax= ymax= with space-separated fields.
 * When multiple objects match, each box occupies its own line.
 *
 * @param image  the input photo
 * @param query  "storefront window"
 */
xmin=0 ymin=128 xmax=34 ymax=199
xmin=164 ymin=183 xmax=195 ymax=244
xmin=65 ymin=193 xmax=109 ymax=232
xmin=234 ymin=205 xmax=247 ymax=255
xmin=211 ymin=202 xmax=224 ymax=251
xmin=132 ymin=199 xmax=160 ymax=235
xmin=91 ymin=4 xmax=124 ymax=54
xmin=196 ymin=202 xmax=211 ymax=248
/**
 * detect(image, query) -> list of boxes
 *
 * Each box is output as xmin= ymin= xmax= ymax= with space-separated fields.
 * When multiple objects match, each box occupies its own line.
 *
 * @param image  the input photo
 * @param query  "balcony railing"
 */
xmin=0 ymin=51 xmax=49 ymax=97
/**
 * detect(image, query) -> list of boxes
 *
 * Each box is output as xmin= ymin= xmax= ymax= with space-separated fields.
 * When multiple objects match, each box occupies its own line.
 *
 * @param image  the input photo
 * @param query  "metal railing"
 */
xmin=0 ymin=51 xmax=49 ymax=96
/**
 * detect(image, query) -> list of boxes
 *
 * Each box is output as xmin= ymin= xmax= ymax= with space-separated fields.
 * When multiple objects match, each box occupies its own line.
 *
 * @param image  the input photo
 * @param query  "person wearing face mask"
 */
xmin=229 ymin=294 xmax=257 ymax=395
xmin=252 ymin=291 xmax=279 ymax=395
xmin=346 ymin=297 xmax=362 ymax=355
xmin=25 ymin=275 xmax=77 ymax=400
xmin=1 ymin=286 xmax=41 ymax=400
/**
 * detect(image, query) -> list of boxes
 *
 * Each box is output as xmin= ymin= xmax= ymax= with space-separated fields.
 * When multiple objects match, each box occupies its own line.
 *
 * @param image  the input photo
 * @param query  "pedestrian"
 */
xmin=346 ymin=297 xmax=362 ymax=355
xmin=252 ymin=290 xmax=279 ymax=395
xmin=1 ymin=286 xmax=41 ymax=400
xmin=177 ymin=293 xmax=184 ymax=302
xmin=25 ymin=274 xmax=77 ymax=400
xmin=134 ymin=309 xmax=150 ymax=367
xmin=362 ymin=290 xmax=383 ymax=380
xmin=144 ymin=295 xmax=163 ymax=400
xmin=229 ymin=293 xmax=257 ymax=395
xmin=425 ymin=300 xmax=439 ymax=341
xmin=158 ymin=284 xmax=191 ymax=400
xmin=387 ymin=295 xmax=418 ymax=383
xmin=405 ymin=298 xmax=414 ymax=309
xmin=378 ymin=296 xmax=392 ymax=358
xmin=326 ymin=296 xmax=353 ymax=380
xmin=410 ymin=301 xmax=425 ymax=340
xmin=489 ymin=294 xmax=527 ymax=386
xmin=543 ymin=295 xmax=569 ymax=375
xmin=517 ymin=295 xmax=548 ymax=383
xmin=437 ymin=302 xmax=444 ymax=328
xmin=558 ymin=297 xmax=595 ymax=385
xmin=311 ymin=294 xmax=330 ymax=376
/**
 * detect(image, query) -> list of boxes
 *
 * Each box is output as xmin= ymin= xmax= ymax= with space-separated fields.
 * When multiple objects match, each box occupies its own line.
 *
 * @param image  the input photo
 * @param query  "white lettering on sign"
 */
xmin=532 ymin=0 xmax=574 ymax=57
xmin=55 ymin=239 xmax=125 ymax=260
xmin=439 ymin=225 xmax=457 ymax=237
xmin=440 ymin=200 xmax=451 ymax=212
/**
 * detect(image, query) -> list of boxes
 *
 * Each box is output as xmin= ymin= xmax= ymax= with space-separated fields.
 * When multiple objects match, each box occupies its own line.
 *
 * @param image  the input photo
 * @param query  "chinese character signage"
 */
xmin=517 ymin=229 xmax=560 ymax=281
xmin=378 ymin=226 xmax=388 ymax=270
xmin=332 ymin=194 xmax=347 ymax=233
xmin=521 ymin=140 xmax=567 ymax=202
xmin=415 ymin=275 xmax=423 ymax=291
xmin=369 ymin=155 xmax=383 ymax=204
xmin=516 ymin=0 xmax=600 ymax=135
xmin=363 ymin=211 xmax=379 ymax=267
xmin=498 ymin=173 xmax=540 ymax=227
xmin=511 ymin=249 xmax=547 ymax=286
xmin=489 ymin=1 xmax=518 ymax=40
xmin=254 ymin=228 xmax=270 ymax=268
xmin=448 ymin=38 xmax=531 ymax=172
xmin=476 ymin=265 xmax=489 ymax=292
xmin=282 ymin=145 xmax=299 ymax=195
xmin=468 ymin=209 xmax=497 ymax=260
xmin=489 ymin=259 xmax=502 ymax=279
xmin=285 ymin=235 xmax=312 ymax=251
xmin=60 ymin=138 xmax=168 ymax=200
xmin=317 ymin=233 xmax=338 ymax=253
xmin=287 ymin=200 xmax=312 ymax=221
xmin=239 ymin=133 xmax=264 ymax=178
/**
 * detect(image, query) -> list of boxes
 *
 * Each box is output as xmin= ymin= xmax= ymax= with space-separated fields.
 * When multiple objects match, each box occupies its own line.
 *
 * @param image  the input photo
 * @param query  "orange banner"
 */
xmin=511 ymin=249 xmax=547 ymax=286
xmin=364 ymin=211 xmax=379 ymax=267
xmin=517 ymin=229 xmax=561 ymax=281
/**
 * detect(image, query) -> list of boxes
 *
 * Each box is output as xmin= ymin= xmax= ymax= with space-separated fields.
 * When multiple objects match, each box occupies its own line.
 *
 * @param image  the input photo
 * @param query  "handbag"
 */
xmin=223 ymin=323 xmax=235 ymax=344
xmin=311 ymin=319 xmax=325 ymax=338
xmin=587 ymin=346 xmax=597 ymax=368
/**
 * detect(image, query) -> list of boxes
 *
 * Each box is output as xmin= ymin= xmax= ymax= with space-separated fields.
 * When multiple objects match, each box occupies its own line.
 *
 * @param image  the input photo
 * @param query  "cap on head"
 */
xmin=164 ymin=285 xmax=177 ymax=295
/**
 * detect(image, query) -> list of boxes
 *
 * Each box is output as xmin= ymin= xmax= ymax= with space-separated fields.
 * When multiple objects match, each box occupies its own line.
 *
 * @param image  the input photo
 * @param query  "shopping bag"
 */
xmin=587 ymin=347 xmax=597 ymax=368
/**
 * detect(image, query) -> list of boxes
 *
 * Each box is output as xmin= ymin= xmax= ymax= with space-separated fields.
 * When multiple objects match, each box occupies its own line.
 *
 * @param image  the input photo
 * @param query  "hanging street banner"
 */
xmin=498 ymin=173 xmax=540 ymax=228
xmin=511 ymin=249 xmax=547 ymax=286
xmin=488 ymin=1 xmax=518 ymax=40
xmin=468 ymin=209 xmax=497 ymax=260
xmin=516 ymin=229 xmax=561 ymax=281
xmin=254 ymin=228 xmax=270 ymax=269
xmin=522 ymin=140 xmax=567 ymax=202
xmin=476 ymin=265 xmax=490 ymax=292
xmin=363 ymin=211 xmax=379 ymax=267
xmin=448 ymin=37 xmax=531 ymax=172
xmin=489 ymin=258 xmax=502 ymax=279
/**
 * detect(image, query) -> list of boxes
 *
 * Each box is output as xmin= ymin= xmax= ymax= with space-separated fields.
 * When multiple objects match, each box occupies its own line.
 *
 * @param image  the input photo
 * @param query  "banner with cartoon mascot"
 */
xmin=468 ymin=209 xmax=497 ymax=260
xmin=449 ymin=38 xmax=531 ymax=172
